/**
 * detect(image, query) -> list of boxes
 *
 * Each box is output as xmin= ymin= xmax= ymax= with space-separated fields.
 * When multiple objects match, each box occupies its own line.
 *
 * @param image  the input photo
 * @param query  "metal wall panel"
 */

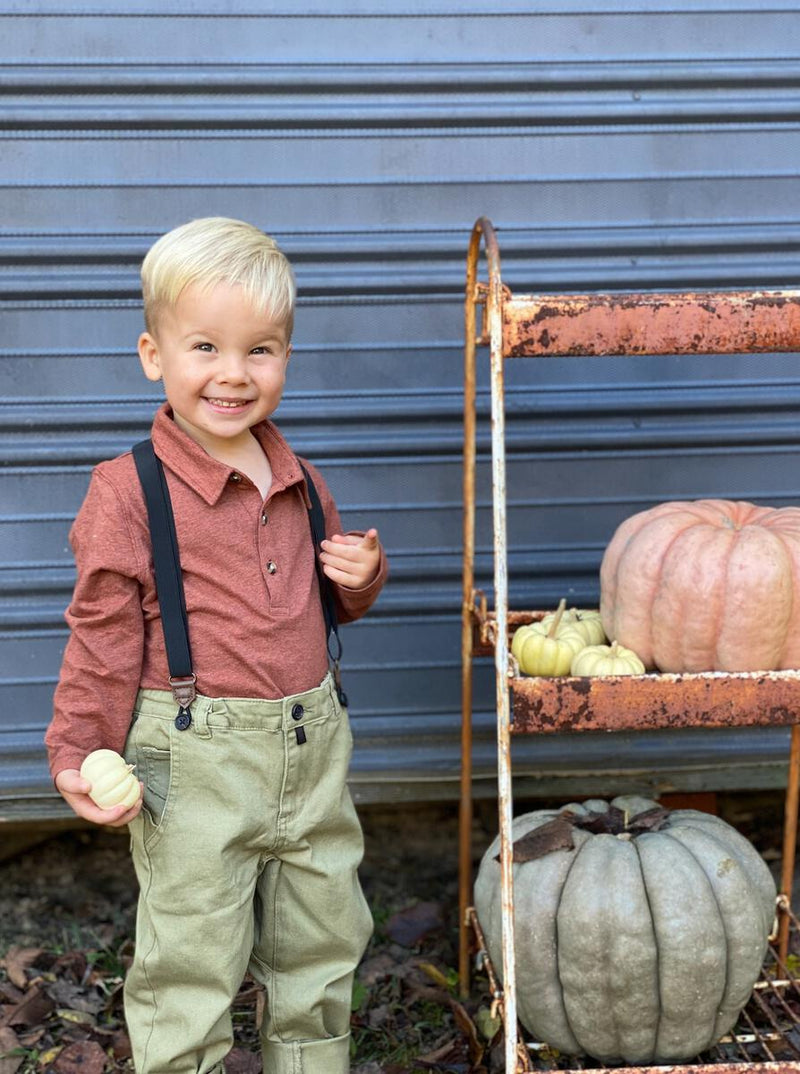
xmin=2 ymin=2 xmax=800 ymax=818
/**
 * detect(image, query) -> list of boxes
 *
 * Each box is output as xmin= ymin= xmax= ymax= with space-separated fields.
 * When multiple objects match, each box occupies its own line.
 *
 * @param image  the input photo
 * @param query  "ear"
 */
xmin=138 ymin=332 xmax=163 ymax=382
xmin=285 ymin=343 xmax=293 ymax=364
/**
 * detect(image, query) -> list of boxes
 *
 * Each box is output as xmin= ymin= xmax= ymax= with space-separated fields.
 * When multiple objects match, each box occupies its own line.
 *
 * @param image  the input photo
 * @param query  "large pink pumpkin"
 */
xmin=600 ymin=499 xmax=800 ymax=673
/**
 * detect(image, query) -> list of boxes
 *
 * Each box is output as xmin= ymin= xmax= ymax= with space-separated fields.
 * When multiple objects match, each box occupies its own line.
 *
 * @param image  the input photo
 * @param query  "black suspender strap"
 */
xmin=132 ymin=439 xmax=197 ymax=720
xmin=299 ymin=462 xmax=348 ymax=707
xmin=132 ymin=438 xmax=347 ymax=720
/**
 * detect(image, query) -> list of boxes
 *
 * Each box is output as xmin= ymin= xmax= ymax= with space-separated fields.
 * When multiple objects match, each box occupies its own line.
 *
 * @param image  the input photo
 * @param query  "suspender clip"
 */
xmin=169 ymin=674 xmax=197 ymax=709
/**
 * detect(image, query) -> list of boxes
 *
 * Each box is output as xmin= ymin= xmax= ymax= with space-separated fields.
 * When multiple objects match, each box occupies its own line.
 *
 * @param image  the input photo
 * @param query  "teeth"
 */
xmin=208 ymin=398 xmax=246 ymax=408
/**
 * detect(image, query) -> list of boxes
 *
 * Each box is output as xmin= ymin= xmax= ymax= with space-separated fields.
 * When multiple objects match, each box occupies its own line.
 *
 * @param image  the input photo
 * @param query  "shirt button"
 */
xmin=266 ymin=560 xmax=277 ymax=574
xmin=230 ymin=473 xmax=242 ymax=483
xmin=261 ymin=512 xmax=269 ymax=525
xmin=291 ymin=703 xmax=304 ymax=721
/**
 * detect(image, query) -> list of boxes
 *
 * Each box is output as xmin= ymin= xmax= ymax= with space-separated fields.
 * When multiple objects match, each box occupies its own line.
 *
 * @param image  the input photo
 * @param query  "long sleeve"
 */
xmin=46 ymin=468 xmax=148 ymax=779
xmin=300 ymin=459 xmax=388 ymax=625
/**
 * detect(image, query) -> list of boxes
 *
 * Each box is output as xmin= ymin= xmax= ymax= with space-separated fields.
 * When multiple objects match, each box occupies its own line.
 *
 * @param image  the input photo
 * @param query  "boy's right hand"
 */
xmin=55 ymin=768 xmax=144 ymax=827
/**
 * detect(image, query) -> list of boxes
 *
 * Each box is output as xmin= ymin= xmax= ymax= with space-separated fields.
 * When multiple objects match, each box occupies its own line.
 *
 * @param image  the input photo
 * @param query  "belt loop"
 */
xmin=193 ymin=698 xmax=212 ymax=739
xmin=322 ymin=670 xmax=334 ymax=705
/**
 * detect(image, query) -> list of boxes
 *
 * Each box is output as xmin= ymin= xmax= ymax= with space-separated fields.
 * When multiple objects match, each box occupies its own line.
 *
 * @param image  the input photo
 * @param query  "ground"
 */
xmin=0 ymin=792 xmax=790 ymax=1074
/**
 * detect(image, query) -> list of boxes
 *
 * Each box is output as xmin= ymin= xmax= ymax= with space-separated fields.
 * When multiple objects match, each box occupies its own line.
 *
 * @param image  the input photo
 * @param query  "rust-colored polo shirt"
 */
xmin=46 ymin=404 xmax=387 ymax=779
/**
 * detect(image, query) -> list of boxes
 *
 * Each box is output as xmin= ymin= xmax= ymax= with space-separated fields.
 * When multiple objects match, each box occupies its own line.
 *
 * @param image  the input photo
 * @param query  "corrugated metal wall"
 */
xmin=3 ymin=2 xmax=800 ymax=819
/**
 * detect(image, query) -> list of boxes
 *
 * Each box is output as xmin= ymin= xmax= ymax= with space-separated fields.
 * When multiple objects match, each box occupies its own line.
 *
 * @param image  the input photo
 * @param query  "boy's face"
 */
xmin=138 ymin=281 xmax=291 ymax=456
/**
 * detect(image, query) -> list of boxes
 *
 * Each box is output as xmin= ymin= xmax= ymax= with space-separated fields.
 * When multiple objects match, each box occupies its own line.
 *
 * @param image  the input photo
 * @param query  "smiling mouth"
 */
xmin=205 ymin=397 xmax=252 ymax=409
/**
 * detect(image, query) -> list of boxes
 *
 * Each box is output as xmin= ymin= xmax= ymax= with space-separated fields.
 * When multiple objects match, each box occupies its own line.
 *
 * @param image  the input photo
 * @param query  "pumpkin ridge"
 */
xmin=622 ymin=515 xmax=690 ymax=663
xmin=655 ymin=523 xmax=730 ymax=672
xmin=658 ymin=828 xmax=730 ymax=1047
xmin=712 ymin=521 xmax=740 ymax=671
xmin=631 ymin=833 xmax=661 ymax=1063
xmin=772 ymin=529 xmax=799 ymax=667
xmin=641 ymin=515 xmax=704 ymax=668
xmin=553 ymin=828 xmax=591 ymax=1052
xmin=660 ymin=823 xmax=772 ymax=1042
xmin=637 ymin=830 xmax=728 ymax=1057
xmin=667 ymin=813 xmax=777 ymax=940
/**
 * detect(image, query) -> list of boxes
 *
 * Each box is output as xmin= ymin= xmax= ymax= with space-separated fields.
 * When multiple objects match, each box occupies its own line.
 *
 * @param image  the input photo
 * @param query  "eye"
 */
xmin=250 ymin=345 xmax=275 ymax=356
xmin=193 ymin=342 xmax=215 ymax=353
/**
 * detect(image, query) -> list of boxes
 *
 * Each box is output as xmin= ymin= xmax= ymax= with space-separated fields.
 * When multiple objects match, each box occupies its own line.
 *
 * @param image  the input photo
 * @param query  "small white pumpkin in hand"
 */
xmin=80 ymin=749 xmax=140 ymax=810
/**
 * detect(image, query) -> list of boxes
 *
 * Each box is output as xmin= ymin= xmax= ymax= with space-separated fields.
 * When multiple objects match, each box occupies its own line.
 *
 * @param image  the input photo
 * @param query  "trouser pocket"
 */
xmin=124 ymin=712 xmax=176 ymax=848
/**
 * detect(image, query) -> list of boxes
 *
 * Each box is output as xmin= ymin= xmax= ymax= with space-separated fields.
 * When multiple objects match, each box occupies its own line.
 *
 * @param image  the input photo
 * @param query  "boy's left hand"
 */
xmin=320 ymin=529 xmax=381 ymax=590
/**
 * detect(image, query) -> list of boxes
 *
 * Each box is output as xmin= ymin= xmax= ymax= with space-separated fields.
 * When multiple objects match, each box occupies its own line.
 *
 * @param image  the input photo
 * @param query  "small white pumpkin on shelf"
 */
xmin=540 ymin=606 xmax=606 ymax=646
xmin=511 ymin=599 xmax=588 ymax=677
xmin=570 ymin=640 xmax=646 ymax=677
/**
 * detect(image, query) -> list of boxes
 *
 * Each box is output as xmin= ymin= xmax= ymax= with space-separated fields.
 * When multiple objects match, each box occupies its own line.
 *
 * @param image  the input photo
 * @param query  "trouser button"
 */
xmin=291 ymin=703 xmax=304 ymax=721
xmin=174 ymin=709 xmax=192 ymax=731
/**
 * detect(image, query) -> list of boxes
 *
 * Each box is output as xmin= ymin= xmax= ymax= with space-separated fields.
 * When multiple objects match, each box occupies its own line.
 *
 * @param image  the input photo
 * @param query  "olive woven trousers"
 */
xmin=122 ymin=674 xmax=372 ymax=1074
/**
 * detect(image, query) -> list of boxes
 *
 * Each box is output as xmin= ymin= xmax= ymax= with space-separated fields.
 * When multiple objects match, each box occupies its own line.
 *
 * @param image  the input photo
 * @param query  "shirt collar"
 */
xmin=150 ymin=403 xmax=308 ymax=506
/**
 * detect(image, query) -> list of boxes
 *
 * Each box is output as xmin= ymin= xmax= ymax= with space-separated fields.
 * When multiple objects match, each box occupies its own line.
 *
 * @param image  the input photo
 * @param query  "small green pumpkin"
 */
xmin=511 ymin=601 xmax=587 ymax=677
xmin=474 ymin=796 xmax=776 ymax=1064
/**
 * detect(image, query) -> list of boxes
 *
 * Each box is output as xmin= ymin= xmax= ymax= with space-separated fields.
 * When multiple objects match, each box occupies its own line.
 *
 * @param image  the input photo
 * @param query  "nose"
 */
xmin=215 ymin=352 xmax=250 ymax=384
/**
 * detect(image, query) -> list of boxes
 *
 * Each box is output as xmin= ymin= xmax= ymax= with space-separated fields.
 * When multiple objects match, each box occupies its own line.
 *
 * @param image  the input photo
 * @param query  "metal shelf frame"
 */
xmin=458 ymin=215 xmax=800 ymax=1074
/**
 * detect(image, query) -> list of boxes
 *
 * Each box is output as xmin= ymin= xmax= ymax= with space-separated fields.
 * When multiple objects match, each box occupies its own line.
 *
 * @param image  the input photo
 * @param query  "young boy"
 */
xmin=45 ymin=217 xmax=387 ymax=1074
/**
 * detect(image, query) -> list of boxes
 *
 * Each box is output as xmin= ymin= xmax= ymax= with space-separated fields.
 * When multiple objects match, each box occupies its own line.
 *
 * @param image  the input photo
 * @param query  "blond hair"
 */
xmin=141 ymin=217 xmax=296 ymax=337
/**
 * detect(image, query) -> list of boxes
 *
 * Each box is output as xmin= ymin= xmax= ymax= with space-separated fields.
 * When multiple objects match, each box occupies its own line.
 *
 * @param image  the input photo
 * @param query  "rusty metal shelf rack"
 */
xmin=458 ymin=216 xmax=800 ymax=1074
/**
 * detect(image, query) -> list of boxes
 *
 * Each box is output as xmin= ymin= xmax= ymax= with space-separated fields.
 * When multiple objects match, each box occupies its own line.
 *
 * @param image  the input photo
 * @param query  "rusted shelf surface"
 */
xmin=510 ymin=671 xmax=800 ymax=734
xmin=501 ymin=291 xmax=800 ymax=359
xmin=470 ymin=602 xmax=800 ymax=735
xmin=468 ymin=899 xmax=800 ymax=1074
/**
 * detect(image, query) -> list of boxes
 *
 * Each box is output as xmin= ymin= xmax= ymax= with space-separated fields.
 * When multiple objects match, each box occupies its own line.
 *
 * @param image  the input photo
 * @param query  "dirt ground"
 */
xmin=0 ymin=792 xmax=790 ymax=1074
xmin=0 ymin=801 xmax=497 ymax=1073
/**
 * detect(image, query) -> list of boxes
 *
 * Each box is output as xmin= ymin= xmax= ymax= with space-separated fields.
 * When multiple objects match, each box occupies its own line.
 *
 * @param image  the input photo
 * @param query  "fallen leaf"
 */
xmin=475 ymin=1005 xmax=502 ymax=1042
xmin=222 ymin=1047 xmax=261 ymax=1074
xmin=385 ymin=901 xmax=443 ymax=946
xmin=415 ymin=1037 xmax=460 ymax=1063
xmin=0 ymin=985 xmax=54 ymax=1029
xmin=110 ymin=1030 xmax=132 ymax=1061
xmin=367 ymin=1004 xmax=390 ymax=1029
xmin=50 ymin=953 xmax=88 ymax=984
xmin=449 ymin=998 xmax=484 ymax=1066
xmin=351 ymin=980 xmax=368 ymax=1014
xmin=0 ymin=1026 xmax=22 ymax=1074
xmin=417 ymin=961 xmax=452 ymax=989
xmin=0 ymin=985 xmax=23 ymax=1007
xmin=356 ymin=953 xmax=396 ymax=985
xmin=624 ymin=806 xmax=670 ymax=834
xmin=56 ymin=1009 xmax=96 ymax=1026
xmin=37 ymin=1047 xmax=63 ymax=1068
xmin=45 ymin=981 xmax=105 ymax=1016
xmin=53 ymin=1041 xmax=106 ymax=1074
xmin=16 ymin=1028 xmax=45 ymax=1048
xmin=505 ymin=814 xmax=575 ymax=864
xmin=1 ymin=949 xmax=43 ymax=991
xmin=578 ymin=805 xmax=669 ymax=836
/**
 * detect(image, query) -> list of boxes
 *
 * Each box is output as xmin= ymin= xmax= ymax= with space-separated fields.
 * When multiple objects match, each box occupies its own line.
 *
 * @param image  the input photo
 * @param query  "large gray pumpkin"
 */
xmin=474 ymin=796 xmax=776 ymax=1064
